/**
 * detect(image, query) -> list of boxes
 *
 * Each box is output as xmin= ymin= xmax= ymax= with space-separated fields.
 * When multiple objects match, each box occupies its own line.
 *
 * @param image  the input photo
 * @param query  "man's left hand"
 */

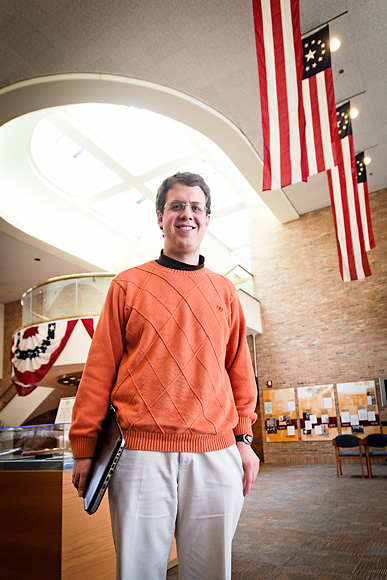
xmin=236 ymin=441 xmax=260 ymax=496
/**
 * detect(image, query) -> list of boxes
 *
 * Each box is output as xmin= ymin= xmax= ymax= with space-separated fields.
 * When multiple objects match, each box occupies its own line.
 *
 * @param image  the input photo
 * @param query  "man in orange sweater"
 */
xmin=70 ymin=172 xmax=260 ymax=580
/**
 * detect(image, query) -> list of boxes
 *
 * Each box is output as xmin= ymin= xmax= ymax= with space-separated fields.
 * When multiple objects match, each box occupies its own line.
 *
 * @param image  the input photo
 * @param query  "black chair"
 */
xmin=333 ymin=434 xmax=366 ymax=478
xmin=363 ymin=432 xmax=387 ymax=478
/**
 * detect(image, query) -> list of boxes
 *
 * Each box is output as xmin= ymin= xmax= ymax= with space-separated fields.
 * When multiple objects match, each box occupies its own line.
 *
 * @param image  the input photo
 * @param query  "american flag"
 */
xmin=302 ymin=25 xmax=342 ymax=175
xmin=327 ymin=102 xmax=372 ymax=281
xmin=252 ymin=0 xmax=308 ymax=191
xmin=356 ymin=152 xmax=376 ymax=251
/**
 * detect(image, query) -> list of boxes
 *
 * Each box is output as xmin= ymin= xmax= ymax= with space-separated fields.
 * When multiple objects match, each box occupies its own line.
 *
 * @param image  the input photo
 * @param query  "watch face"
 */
xmin=236 ymin=434 xmax=253 ymax=445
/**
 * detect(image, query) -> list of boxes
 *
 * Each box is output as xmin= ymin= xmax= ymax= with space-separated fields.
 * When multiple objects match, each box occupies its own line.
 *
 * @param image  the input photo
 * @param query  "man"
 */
xmin=70 ymin=172 xmax=260 ymax=580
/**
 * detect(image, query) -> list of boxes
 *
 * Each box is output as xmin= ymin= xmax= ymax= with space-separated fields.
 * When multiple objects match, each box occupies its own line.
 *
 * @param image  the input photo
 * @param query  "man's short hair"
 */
xmin=155 ymin=172 xmax=211 ymax=215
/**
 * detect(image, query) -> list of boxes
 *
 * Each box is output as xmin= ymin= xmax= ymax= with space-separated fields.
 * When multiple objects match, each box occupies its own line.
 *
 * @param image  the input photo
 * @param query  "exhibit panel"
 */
xmin=298 ymin=385 xmax=338 ymax=441
xmin=337 ymin=381 xmax=381 ymax=436
xmin=263 ymin=388 xmax=298 ymax=442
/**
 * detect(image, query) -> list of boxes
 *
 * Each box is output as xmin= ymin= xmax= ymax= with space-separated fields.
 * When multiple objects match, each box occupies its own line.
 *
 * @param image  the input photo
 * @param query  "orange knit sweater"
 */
xmin=69 ymin=260 xmax=257 ymax=457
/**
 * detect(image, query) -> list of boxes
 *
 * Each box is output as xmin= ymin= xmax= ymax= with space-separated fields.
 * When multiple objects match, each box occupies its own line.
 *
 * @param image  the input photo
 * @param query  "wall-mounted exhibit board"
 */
xmin=263 ymin=388 xmax=298 ymax=442
xmin=337 ymin=381 xmax=381 ymax=435
xmin=297 ymin=385 xmax=338 ymax=441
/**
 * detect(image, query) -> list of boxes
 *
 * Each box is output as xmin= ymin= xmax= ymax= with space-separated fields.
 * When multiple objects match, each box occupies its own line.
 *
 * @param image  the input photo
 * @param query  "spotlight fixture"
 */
xmin=350 ymin=108 xmax=359 ymax=119
xmin=330 ymin=38 xmax=341 ymax=52
xmin=57 ymin=371 xmax=83 ymax=387
xmin=364 ymin=156 xmax=372 ymax=165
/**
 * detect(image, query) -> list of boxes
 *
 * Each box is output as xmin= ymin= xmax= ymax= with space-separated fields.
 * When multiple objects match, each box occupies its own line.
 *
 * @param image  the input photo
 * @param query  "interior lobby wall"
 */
xmin=249 ymin=187 xmax=387 ymax=463
xmin=0 ymin=300 xmax=22 ymax=405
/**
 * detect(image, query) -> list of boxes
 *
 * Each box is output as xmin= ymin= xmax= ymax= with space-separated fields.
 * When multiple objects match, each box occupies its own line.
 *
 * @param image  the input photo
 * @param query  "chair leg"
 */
xmin=335 ymin=449 xmax=341 ymax=477
xmin=360 ymin=455 xmax=364 ymax=478
xmin=366 ymin=450 xmax=372 ymax=478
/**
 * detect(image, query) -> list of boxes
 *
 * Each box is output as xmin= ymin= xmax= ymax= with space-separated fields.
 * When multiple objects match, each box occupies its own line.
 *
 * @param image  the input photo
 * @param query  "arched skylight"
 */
xmin=28 ymin=103 xmax=259 ymax=268
xmin=0 ymin=101 xmax=273 ymax=276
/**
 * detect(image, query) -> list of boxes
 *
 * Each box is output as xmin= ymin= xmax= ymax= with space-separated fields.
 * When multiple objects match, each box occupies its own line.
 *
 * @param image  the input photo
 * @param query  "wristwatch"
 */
xmin=235 ymin=434 xmax=253 ymax=445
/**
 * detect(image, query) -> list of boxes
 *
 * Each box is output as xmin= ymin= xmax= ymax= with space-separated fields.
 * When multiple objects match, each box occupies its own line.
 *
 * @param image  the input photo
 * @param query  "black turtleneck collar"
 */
xmin=156 ymin=250 xmax=205 ymax=271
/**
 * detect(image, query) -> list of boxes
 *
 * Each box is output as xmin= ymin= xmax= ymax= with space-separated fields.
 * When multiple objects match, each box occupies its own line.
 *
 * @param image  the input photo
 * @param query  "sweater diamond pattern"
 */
xmin=115 ymin=264 xmax=241 ymax=435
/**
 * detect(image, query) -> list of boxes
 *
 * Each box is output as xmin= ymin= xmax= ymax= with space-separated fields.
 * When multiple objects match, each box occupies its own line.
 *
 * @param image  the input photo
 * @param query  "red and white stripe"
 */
xmin=357 ymin=179 xmax=375 ymax=252
xmin=327 ymin=137 xmax=371 ymax=281
xmin=253 ymin=0 xmax=307 ymax=191
xmin=302 ymin=68 xmax=342 ymax=176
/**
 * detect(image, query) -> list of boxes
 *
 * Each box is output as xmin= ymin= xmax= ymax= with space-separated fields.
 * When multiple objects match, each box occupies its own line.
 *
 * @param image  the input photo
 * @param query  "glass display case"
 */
xmin=0 ymin=422 xmax=73 ymax=471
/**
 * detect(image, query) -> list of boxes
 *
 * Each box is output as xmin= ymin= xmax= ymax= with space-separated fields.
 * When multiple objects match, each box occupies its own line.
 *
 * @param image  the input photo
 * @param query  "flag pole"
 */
xmin=301 ymin=11 xmax=348 ymax=38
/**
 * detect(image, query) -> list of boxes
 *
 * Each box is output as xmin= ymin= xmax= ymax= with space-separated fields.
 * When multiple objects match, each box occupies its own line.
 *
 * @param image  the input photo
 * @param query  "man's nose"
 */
xmin=180 ymin=203 xmax=194 ymax=217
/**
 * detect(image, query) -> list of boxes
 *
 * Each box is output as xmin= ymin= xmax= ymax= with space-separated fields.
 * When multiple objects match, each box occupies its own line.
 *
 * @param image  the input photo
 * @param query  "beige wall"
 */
xmin=250 ymin=187 xmax=387 ymax=463
xmin=0 ymin=300 xmax=21 ymax=408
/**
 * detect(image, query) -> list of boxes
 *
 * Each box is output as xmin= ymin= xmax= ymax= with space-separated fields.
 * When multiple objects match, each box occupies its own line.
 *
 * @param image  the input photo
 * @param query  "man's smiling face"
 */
xmin=157 ymin=182 xmax=210 ymax=265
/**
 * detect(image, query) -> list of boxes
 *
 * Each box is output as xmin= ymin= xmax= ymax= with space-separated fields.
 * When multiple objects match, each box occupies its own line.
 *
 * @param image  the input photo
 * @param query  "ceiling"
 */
xmin=0 ymin=0 xmax=386 ymax=305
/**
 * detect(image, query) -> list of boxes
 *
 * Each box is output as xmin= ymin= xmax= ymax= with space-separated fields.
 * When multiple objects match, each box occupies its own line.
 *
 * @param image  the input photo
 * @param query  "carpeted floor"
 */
xmin=167 ymin=462 xmax=387 ymax=580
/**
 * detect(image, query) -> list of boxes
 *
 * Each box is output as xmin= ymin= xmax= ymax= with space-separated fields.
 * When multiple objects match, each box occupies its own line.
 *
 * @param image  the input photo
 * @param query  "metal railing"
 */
xmin=21 ymin=273 xmax=115 ymax=326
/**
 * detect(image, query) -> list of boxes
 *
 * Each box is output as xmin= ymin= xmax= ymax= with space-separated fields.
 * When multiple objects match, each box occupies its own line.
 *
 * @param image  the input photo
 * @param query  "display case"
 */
xmin=0 ymin=422 xmax=115 ymax=580
xmin=0 ymin=422 xmax=73 ymax=471
xmin=0 ymin=423 xmax=177 ymax=579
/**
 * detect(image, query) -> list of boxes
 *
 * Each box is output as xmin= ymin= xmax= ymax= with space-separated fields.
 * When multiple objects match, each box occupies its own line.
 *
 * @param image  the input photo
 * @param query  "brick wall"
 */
xmin=249 ymin=187 xmax=387 ymax=463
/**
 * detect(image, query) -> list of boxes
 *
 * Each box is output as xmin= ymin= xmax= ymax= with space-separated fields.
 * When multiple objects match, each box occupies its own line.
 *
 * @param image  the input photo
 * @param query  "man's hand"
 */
xmin=72 ymin=458 xmax=93 ymax=497
xmin=236 ymin=442 xmax=260 ymax=497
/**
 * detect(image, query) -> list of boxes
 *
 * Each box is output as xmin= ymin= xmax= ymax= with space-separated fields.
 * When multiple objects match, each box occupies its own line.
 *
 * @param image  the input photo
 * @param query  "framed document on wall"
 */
xmin=297 ymin=385 xmax=338 ymax=441
xmin=263 ymin=388 xmax=298 ymax=442
xmin=337 ymin=381 xmax=381 ymax=435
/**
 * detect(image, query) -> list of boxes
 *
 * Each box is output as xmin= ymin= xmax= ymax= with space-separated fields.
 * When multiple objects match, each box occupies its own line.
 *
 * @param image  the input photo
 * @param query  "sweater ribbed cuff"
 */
xmin=233 ymin=416 xmax=254 ymax=437
xmin=70 ymin=437 xmax=97 ymax=459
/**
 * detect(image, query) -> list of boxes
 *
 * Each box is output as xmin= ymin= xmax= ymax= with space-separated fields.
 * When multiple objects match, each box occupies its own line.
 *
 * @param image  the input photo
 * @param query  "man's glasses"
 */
xmin=164 ymin=201 xmax=207 ymax=214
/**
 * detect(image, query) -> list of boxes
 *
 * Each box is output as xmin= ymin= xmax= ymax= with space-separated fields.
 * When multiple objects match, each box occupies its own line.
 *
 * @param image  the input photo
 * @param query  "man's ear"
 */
xmin=157 ymin=210 xmax=163 ymax=231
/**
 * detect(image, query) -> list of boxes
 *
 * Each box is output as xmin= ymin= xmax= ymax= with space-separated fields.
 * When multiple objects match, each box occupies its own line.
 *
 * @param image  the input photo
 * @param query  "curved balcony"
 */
xmin=21 ymin=273 xmax=115 ymax=327
xmin=2 ymin=273 xmax=116 ymax=426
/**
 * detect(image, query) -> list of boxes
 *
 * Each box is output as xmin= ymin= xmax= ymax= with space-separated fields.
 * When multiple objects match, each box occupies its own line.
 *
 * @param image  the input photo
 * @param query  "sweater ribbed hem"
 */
xmin=70 ymin=425 xmax=254 ymax=458
xmin=122 ymin=429 xmax=237 ymax=453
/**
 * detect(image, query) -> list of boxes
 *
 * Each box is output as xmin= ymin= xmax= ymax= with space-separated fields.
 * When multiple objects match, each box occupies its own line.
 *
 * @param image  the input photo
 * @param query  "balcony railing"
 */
xmin=224 ymin=265 xmax=255 ymax=296
xmin=21 ymin=273 xmax=115 ymax=326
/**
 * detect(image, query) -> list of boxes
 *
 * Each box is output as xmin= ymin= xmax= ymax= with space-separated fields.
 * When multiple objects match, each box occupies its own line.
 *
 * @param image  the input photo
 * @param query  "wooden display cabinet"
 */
xmin=0 ymin=469 xmax=177 ymax=579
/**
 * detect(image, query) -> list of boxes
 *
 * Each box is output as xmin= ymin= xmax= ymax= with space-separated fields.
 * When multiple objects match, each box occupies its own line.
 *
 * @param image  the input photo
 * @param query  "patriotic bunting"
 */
xmin=253 ymin=0 xmax=308 ymax=191
xmin=302 ymin=25 xmax=342 ymax=175
xmin=327 ymin=102 xmax=372 ymax=281
xmin=11 ymin=318 xmax=96 ymax=395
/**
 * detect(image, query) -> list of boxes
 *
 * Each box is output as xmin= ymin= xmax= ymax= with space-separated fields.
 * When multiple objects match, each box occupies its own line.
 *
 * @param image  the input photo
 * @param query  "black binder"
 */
xmin=83 ymin=405 xmax=125 ymax=515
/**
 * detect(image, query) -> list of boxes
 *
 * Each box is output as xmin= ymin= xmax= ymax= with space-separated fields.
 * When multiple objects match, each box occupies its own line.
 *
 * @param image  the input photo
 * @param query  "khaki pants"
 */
xmin=108 ymin=445 xmax=245 ymax=580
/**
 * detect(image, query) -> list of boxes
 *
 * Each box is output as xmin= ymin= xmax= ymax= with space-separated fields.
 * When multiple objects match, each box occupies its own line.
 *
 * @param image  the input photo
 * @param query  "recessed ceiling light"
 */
xmin=330 ymin=38 xmax=341 ymax=52
xmin=350 ymin=108 xmax=359 ymax=119
xmin=364 ymin=156 xmax=372 ymax=165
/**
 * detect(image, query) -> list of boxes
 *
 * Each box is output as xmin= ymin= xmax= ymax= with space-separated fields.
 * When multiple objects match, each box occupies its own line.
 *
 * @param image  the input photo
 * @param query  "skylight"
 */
xmin=30 ymin=118 xmax=122 ymax=197
xmin=27 ymin=103 xmax=259 ymax=269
